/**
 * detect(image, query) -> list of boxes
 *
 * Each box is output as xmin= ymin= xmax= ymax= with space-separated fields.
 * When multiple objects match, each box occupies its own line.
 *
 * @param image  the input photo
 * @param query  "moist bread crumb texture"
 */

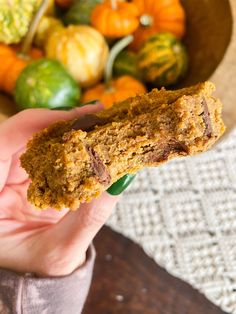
xmin=21 ymin=82 xmax=225 ymax=210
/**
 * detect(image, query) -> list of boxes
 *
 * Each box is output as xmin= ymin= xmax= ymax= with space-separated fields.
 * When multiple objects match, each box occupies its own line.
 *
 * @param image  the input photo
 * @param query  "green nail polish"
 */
xmin=79 ymin=100 xmax=99 ymax=107
xmin=107 ymin=174 xmax=136 ymax=195
xmin=51 ymin=106 xmax=74 ymax=111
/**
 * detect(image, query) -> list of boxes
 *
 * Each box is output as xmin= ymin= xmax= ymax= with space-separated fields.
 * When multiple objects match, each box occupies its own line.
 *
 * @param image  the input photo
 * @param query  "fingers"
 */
xmin=31 ymin=193 xmax=118 ymax=276
xmin=0 ymin=103 xmax=103 ymax=160
xmin=5 ymin=147 xmax=27 ymax=185
xmin=0 ymin=184 xmax=28 ymax=221
xmin=0 ymin=158 xmax=11 ymax=192
xmin=48 ymin=193 xmax=119 ymax=254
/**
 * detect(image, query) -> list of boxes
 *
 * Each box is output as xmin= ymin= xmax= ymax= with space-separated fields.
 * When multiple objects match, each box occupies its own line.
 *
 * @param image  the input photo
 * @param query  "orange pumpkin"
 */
xmin=0 ymin=44 xmax=43 ymax=94
xmin=130 ymin=0 xmax=186 ymax=51
xmin=91 ymin=0 xmax=139 ymax=38
xmin=83 ymin=35 xmax=146 ymax=108
xmin=12 ymin=44 xmax=44 ymax=59
xmin=82 ymin=75 xmax=146 ymax=108
xmin=28 ymin=47 xmax=44 ymax=59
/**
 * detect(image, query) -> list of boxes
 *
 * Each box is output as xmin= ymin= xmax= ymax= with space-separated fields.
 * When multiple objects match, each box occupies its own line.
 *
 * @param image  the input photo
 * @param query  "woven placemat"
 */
xmin=108 ymin=128 xmax=236 ymax=314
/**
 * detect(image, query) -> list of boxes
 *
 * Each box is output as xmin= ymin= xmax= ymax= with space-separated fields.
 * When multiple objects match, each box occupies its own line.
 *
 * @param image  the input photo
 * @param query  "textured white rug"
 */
xmin=108 ymin=129 xmax=236 ymax=314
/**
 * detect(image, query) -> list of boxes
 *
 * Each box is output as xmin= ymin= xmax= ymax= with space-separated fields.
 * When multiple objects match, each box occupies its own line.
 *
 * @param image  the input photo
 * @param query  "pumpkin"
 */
xmin=113 ymin=50 xmax=142 ymax=80
xmin=0 ymin=44 xmax=43 ymax=94
xmin=130 ymin=0 xmax=186 ymax=51
xmin=14 ymin=59 xmax=81 ymax=109
xmin=0 ymin=0 xmax=38 ymax=44
xmin=63 ymin=0 xmax=101 ymax=26
xmin=91 ymin=0 xmax=139 ymax=38
xmin=82 ymin=75 xmax=146 ymax=108
xmin=45 ymin=25 xmax=109 ymax=88
xmin=34 ymin=16 xmax=64 ymax=48
xmin=0 ymin=0 xmax=46 ymax=94
xmin=28 ymin=47 xmax=44 ymax=59
xmin=83 ymin=35 xmax=146 ymax=108
xmin=138 ymin=33 xmax=188 ymax=87
xmin=55 ymin=0 xmax=73 ymax=8
xmin=11 ymin=44 xmax=44 ymax=59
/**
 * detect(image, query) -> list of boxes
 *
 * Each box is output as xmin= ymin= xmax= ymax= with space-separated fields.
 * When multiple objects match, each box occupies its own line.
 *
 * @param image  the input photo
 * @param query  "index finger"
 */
xmin=0 ymin=103 xmax=102 ymax=161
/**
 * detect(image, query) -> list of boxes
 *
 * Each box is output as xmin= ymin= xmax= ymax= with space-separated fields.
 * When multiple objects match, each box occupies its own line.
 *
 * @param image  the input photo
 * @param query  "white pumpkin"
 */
xmin=45 ymin=25 xmax=109 ymax=87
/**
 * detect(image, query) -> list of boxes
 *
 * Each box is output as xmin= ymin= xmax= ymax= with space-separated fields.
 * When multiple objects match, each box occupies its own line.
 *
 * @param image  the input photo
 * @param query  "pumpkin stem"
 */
xmin=21 ymin=0 xmax=49 ymax=55
xmin=110 ymin=0 xmax=117 ymax=10
xmin=105 ymin=35 xmax=134 ymax=87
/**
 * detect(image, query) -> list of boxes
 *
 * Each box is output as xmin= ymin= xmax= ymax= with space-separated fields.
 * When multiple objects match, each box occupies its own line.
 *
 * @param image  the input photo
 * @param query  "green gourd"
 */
xmin=113 ymin=50 xmax=142 ymax=80
xmin=63 ymin=0 xmax=101 ymax=26
xmin=14 ymin=59 xmax=81 ymax=109
xmin=138 ymin=33 xmax=188 ymax=87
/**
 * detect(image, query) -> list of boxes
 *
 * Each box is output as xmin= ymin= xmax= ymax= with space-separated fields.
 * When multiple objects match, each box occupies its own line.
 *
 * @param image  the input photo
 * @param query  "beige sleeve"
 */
xmin=0 ymin=246 xmax=95 ymax=314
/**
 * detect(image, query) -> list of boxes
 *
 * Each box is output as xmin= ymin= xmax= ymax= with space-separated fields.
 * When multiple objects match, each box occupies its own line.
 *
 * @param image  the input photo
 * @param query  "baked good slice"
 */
xmin=21 ymin=82 xmax=225 ymax=210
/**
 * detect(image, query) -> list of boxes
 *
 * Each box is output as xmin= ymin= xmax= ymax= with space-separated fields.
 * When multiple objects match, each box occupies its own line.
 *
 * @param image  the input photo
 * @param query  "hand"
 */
xmin=0 ymin=104 xmax=119 ymax=277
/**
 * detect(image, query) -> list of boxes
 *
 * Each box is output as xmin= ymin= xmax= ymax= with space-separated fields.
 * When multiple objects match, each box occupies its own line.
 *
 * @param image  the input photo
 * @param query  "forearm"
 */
xmin=0 ymin=246 xmax=95 ymax=314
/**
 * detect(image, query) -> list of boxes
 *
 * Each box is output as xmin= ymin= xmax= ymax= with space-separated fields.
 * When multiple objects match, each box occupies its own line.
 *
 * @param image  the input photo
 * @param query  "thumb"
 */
xmin=51 ymin=173 xmax=136 ymax=253
xmin=34 ymin=175 xmax=135 ymax=276
xmin=46 ymin=192 xmax=119 ymax=258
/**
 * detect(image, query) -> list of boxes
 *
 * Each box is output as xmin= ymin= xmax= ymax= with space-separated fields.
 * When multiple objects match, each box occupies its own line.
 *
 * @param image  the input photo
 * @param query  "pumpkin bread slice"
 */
xmin=21 ymin=82 xmax=225 ymax=210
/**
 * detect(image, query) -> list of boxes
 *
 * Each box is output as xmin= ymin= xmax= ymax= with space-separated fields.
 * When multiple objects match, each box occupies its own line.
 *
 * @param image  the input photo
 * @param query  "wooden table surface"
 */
xmin=83 ymin=226 xmax=227 ymax=314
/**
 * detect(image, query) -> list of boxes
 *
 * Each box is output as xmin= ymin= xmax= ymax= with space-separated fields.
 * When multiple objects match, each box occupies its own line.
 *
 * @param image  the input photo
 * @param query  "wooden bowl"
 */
xmin=0 ymin=0 xmax=235 ymax=129
xmin=180 ymin=0 xmax=235 ymax=132
xmin=180 ymin=0 xmax=232 ymax=87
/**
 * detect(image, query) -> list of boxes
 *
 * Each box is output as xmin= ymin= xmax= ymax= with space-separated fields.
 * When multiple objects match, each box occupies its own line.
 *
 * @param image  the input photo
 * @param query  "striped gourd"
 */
xmin=138 ymin=33 xmax=188 ymax=87
xmin=45 ymin=25 xmax=109 ymax=88
xmin=113 ymin=50 xmax=142 ymax=80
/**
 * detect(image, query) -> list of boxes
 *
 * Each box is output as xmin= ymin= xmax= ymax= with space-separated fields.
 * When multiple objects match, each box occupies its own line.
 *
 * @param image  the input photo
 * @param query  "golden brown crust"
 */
xmin=20 ymin=82 xmax=225 ymax=210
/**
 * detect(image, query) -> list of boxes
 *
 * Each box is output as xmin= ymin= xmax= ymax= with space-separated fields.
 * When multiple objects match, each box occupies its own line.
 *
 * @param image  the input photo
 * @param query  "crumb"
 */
xmin=115 ymin=295 xmax=124 ymax=302
xmin=105 ymin=254 xmax=112 ymax=261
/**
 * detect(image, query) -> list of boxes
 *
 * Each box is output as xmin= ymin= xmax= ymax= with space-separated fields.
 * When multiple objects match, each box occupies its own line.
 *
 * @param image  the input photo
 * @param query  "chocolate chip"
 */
xmin=170 ymin=141 xmax=189 ymax=154
xmin=86 ymin=146 xmax=111 ymax=185
xmin=148 ymin=149 xmax=169 ymax=163
xmin=71 ymin=114 xmax=104 ymax=132
xmin=200 ymin=98 xmax=212 ymax=138
xmin=147 ymin=141 xmax=188 ymax=163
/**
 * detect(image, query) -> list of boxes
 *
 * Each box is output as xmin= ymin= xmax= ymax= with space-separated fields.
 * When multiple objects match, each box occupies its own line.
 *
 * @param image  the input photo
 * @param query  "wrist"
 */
xmin=33 ymin=253 xmax=87 ymax=277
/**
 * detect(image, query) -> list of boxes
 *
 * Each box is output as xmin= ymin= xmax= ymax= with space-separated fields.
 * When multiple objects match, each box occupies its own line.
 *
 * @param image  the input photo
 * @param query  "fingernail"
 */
xmin=51 ymin=106 xmax=75 ymax=111
xmin=52 ymin=100 xmax=100 ymax=110
xmin=79 ymin=100 xmax=99 ymax=107
xmin=107 ymin=174 xmax=136 ymax=195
